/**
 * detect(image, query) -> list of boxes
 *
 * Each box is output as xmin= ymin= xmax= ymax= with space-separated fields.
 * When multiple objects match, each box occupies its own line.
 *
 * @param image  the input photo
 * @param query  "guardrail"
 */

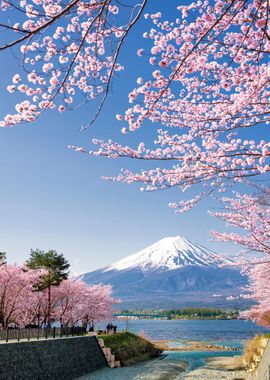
xmin=0 ymin=326 xmax=86 ymax=343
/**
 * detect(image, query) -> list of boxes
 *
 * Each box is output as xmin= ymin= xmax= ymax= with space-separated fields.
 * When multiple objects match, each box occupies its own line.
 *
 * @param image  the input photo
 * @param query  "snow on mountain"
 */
xmin=104 ymin=235 xmax=231 ymax=273
xmin=81 ymin=235 xmax=247 ymax=309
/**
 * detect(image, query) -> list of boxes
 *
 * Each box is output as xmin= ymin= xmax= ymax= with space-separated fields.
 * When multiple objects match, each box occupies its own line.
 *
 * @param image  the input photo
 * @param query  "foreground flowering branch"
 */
xmin=68 ymin=0 xmax=270 ymax=210
xmin=211 ymin=187 xmax=270 ymax=326
xmin=1 ymin=1 xmax=270 ymax=209
xmin=0 ymin=0 xmax=147 ymax=127
xmin=240 ymin=261 xmax=270 ymax=327
xmin=211 ymin=188 xmax=270 ymax=257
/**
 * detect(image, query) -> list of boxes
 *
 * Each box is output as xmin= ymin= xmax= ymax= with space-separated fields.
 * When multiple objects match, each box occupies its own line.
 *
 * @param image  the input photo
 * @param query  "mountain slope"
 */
xmin=104 ymin=236 xmax=231 ymax=272
xmin=81 ymin=236 xmax=247 ymax=308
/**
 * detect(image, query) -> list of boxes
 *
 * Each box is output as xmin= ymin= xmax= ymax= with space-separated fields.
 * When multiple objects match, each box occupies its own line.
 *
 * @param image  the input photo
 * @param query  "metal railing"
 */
xmin=0 ymin=326 xmax=86 ymax=343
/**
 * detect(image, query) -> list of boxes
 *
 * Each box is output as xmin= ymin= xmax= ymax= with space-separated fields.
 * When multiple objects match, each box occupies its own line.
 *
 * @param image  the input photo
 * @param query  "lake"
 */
xmin=98 ymin=318 xmax=268 ymax=343
xmin=80 ymin=320 xmax=269 ymax=379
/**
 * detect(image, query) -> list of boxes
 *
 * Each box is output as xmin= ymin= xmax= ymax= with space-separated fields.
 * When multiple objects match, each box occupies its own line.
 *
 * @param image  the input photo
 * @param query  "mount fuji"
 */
xmin=81 ymin=236 xmax=248 ymax=308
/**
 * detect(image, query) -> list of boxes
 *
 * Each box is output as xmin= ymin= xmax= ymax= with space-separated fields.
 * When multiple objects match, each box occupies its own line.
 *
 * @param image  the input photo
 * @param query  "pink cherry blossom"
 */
xmin=0 ymin=264 xmax=43 ymax=328
xmin=0 ymin=0 xmax=147 ymax=127
xmin=0 ymin=263 xmax=117 ymax=328
xmin=211 ymin=187 xmax=270 ymax=325
xmin=68 ymin=0 xmax=270 ymax=213
xmin=211 ymin=189 xmax=270 ymax=257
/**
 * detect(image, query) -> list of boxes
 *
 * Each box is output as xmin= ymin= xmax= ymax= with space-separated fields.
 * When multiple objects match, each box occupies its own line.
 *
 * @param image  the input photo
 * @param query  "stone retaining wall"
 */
xmin=0 ymin=336 xmax=108 ymax=380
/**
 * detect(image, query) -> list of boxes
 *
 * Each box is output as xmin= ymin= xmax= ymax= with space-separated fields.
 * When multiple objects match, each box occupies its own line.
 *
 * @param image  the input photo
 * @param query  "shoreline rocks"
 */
xmin=153 ymin=339 xmax=241 ymax=352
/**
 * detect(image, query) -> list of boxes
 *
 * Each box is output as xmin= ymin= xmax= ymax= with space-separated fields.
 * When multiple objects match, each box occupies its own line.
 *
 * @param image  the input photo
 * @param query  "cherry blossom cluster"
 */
xmin=36 ymin=279 xmax=117 ymax=327
xmin=0 ymin=264 xmax=44 ymax=328
xmin=69 ymin=0 xmax=270 ymax=209
xmin=211 ymin=187 xmax=270 ymax=325
xmin=0 ymin=263 xmax=117 ymax=328
xmin=240 ymin=262 xmax=270 ymax=327
xmin=0 ymin=0 xmax=146 ymax=127
xmin=210 ymin=189 xmax=270 ymax=257
xmin=120 ymin=0 xmax=270 ymax=133
xmin=70 ymin=129 xmax=270 ymax=211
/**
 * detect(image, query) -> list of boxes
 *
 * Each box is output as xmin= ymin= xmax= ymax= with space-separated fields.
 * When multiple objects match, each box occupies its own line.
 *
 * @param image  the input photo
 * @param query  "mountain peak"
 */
xmin=81 ymin=235 xmax=246 ymax=309
xmin=104 ymin=235 xmax=230 ymax=273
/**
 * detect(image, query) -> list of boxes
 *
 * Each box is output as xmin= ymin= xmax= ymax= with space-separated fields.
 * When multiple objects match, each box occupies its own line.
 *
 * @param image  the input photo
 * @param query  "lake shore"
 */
xmin=78 ymin=357 xmax=188 ymax=379
xmin=181 ymin=368 xmax=248 ymax=379
xmin=153 ymin=339 xmax=241 ymax=352
xmin=181 ymin=355 xmax=247 ymax=379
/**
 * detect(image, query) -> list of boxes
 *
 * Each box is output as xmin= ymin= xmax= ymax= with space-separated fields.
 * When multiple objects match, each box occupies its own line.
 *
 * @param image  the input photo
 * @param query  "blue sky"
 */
xmin=0 ymin=1 xmax=241 ymax=274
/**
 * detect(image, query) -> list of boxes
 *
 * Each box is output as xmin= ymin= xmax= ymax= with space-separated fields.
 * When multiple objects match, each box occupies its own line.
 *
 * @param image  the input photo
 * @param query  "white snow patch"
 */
xmin=103 ymin=235 xmax=231 ymax=273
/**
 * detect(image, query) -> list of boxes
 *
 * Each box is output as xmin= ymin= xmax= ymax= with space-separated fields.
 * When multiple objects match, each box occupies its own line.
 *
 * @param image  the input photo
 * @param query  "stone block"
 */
xmin=98 ymin=339 xmax=104 ymax=348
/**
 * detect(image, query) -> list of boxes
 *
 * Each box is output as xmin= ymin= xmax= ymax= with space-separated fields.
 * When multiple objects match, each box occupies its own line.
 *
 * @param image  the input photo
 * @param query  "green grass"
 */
xmin=99 ymin=332 xmax=161 ymax=366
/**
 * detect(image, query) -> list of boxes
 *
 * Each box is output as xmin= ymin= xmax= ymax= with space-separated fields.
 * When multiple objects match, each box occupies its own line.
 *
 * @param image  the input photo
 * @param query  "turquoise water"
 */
xmin=164 ymin=349 xmax=242 ymax=371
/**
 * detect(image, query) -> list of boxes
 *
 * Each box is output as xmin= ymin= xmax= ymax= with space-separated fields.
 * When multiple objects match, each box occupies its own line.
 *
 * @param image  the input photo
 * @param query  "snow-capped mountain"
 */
xmin=104 ymin=236 xmax=231 ymax=273
xmin=81 ymin=236 xmax=247 ymax=308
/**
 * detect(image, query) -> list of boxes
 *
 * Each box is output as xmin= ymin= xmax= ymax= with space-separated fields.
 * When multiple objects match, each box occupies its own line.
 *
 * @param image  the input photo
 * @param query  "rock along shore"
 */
xmin=154 ymin=339 xmax=241 ymax=352
xmin=180 ymin=355 xmax=248 ymax=380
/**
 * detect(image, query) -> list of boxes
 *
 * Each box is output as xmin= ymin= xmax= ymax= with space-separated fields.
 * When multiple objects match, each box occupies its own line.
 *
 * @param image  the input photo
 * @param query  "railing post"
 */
xmin=27 ymin=327 xmax=30 ymax=341
xmin=45 ymin=328 xmax=48 ymax=339
xmin=53 ymin=327 xmax=56 ymax=339
xmin=17 ymin=328 xmax=20 ymax=342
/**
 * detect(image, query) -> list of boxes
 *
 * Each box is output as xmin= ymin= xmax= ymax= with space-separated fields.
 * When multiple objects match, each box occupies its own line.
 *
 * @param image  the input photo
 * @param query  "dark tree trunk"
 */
xmin=47 ymin=283 xmax=51 ymax=328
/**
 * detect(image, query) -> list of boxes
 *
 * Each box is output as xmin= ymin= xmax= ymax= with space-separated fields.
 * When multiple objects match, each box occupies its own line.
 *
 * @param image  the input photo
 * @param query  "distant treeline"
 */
xmin=160 ymin=307 xmax=239 ymax=319
xmin=119 ymin=308 xmax=240 ymax=319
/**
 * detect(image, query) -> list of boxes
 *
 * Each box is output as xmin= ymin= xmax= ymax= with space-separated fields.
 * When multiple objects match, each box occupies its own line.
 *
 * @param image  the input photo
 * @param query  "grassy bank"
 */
xmin=100 ymin=332 xmax=162 ymax=366
xmin=241 ymin=335 xmax=268 ymax=371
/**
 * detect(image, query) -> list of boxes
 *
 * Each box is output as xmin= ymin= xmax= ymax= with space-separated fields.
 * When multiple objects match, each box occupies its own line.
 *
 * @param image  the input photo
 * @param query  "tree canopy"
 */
xmin=26 ymin=249 xmax=70 ymax=290
xmin=0 ymin=263 xmax=115 ymax=329
xmin=26 ymin=249 xmax=70 ymax=326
